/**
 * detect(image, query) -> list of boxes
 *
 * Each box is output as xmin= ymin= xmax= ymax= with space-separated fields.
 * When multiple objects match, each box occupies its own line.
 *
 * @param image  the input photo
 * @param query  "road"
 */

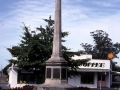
xmin=0 ymin=82 xmax=9 ymax=89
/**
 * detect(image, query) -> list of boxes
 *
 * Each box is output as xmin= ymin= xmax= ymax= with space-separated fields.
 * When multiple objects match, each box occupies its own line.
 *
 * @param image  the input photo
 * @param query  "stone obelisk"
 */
xmin=37 ymin=0 xmax=78 ymax=89
xmin=45 ymin=0 xmax=68 ymax=84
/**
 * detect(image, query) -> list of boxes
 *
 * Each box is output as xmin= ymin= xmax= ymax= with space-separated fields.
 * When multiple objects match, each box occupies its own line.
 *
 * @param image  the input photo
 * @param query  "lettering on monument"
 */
xmin=61 ymin=68 xmax=66 ymax=79
xmin=53 ymin=68 xmax=60 ymax=79
xmin=47 ymin=68 xmax=51 ymax=78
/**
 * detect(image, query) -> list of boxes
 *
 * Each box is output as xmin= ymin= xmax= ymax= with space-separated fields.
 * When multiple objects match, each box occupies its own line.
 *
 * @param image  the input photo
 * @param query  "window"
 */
xmin=17 ymin=70 xmax=44 ymax=84
xmin=17 ymin=70 xmax=35 ymax=84
xmin=81 ymin=72 xmax=94 ymax=84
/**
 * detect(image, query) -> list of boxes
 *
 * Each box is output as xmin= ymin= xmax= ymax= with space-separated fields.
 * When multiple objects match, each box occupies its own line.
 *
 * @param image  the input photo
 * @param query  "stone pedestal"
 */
xmin=35 ymin=57 xmax=78 ymax=90
xmin=35 ymin=58 xmax=78 ymax=90
xmin=35 ymin=84 xmax=78 ymax=90
xmin=45 ymin=56 xmax=67 ymax=85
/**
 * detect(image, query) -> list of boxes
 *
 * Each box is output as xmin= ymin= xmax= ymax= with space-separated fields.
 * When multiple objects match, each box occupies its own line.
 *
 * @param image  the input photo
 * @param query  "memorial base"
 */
xmin=34 ymin=83 xmax=78 ymax=90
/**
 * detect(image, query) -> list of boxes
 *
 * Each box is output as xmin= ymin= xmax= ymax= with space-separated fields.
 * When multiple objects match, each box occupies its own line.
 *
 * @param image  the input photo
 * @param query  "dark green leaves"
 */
xmin=81 ymin=30 xmax=120 ymax=59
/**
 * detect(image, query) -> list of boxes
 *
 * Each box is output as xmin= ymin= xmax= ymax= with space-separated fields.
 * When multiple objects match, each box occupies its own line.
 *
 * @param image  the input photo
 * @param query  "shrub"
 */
xmin=6 ymin=86 xmax=34 ymax=90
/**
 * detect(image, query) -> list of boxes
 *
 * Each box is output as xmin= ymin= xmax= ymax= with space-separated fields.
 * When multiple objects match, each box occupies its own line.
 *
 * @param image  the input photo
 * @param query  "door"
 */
xmin=97 ymin=73 xmax=106 ymax=87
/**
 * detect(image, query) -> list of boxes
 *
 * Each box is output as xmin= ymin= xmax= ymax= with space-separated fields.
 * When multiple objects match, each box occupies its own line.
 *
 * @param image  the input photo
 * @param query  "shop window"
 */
xmin=17 ymin=70 xmax=44 ymax=84
xmin=17 ymin=70 xmax=35 ymax=84
xmin=81 ymin=72 xmax=94 ymax=84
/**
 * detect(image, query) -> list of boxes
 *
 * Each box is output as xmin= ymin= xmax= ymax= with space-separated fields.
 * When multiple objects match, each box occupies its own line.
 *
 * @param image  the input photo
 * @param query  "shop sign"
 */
xmin=80 ymin=62 xmax=105 ymax=68
xmin=78 ymin=60 xmax=110 ymax=69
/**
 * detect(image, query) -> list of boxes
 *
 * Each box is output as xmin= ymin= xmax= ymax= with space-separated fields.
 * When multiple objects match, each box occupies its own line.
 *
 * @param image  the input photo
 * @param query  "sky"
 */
xmin=1 ymin=0 xmax=120 ymax=68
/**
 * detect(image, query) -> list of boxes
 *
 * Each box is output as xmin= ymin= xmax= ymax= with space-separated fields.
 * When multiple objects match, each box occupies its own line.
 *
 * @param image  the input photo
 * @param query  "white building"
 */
xmin=7 ymin=57 xmax=36 ymax=88
xmin=8 ymin=55 xmax=113 ymax=88
xmin=8 ymin=65 xmax=36 ymax=88
xmin=68 ymin=54 xmax=111 ymax=88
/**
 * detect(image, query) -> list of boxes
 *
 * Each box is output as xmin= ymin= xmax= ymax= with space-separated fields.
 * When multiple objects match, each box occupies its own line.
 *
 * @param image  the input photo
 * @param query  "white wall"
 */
xmin=8 ymin=68 xmax=18 ymax=88
xmin=68 ymin=76 xmax=80 ymax=87
xmin=8 ymin=69 xmax=12 ymax=86
xmin=105 ymin=72 xmax=110 ymax=88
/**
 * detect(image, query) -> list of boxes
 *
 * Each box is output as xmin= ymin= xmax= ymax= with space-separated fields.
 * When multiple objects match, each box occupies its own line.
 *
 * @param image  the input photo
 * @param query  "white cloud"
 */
xmin=93 ymin=1 xmax=114 ymax=7
xmin=1 ymin=0 xmax=120 ymax=67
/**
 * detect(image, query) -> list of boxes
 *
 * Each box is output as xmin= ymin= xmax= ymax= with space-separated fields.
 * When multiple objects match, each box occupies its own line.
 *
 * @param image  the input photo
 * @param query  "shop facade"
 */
xmin=68 ymin=55 xmax=111 ymax=88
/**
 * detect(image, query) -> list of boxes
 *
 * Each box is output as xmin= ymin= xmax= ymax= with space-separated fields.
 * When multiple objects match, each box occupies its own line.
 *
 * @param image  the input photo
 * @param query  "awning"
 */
xmin=76 ymin=68 xmax=110 ymax=72
xmin=111 ymin=71 xmax=120 ymax=75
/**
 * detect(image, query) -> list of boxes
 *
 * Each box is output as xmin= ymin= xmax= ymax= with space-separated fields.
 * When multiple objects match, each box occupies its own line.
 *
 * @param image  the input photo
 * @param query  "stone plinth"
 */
xmin=35 ymin=84 xmax=78 ymax=90
xmin=45 ymin=57 xmax=67 ymax=84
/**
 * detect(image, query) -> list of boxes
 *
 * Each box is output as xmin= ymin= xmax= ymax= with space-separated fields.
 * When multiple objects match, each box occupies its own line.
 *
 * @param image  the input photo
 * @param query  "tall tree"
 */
xmin=6 ymin=16 xmax=88 ymax=83
xmin=81 ymin=30 xmax=120 ymax=71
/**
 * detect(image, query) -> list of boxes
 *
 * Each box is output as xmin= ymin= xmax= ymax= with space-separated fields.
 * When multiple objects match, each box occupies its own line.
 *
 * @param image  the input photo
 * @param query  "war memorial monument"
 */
xmin=35 ymin=0 xmax=78 ymax=90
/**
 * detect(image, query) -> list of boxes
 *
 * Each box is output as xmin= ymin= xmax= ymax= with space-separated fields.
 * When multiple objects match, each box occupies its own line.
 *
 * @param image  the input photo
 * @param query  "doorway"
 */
xmin=97 ymin=72 xmax=106 ymax=87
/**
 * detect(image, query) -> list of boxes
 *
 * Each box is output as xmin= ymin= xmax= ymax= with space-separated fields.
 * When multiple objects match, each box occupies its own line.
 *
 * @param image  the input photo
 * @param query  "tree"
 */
xmin=80 ymin=30 xmax=120 ymax=71
xmin=6 ymin=16 xmax=88 ymax=83
xmin=3 ymin=63 xmax=12 ymax=76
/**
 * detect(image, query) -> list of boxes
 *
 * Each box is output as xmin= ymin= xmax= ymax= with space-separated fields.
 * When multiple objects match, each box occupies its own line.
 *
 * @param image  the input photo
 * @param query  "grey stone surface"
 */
xmin=44 ymin=0 xmax=68 ymax=85
xmin=46 ymin=0 xmax=66 ymax=63
xmin=52 ymin=0 xmax=62 ymax=58
xmin=35 ymin=84 xmax=78 ymax=90
xmin=36 ymin=0 xmax=78 ymax=89
xmin=0 ymin=82 xmax=10 ymax=89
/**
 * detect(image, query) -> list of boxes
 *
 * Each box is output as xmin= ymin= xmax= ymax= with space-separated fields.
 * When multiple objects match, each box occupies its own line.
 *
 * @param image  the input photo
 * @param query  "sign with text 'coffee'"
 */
xmin=78 ymin=60 xmax=110 ymax=69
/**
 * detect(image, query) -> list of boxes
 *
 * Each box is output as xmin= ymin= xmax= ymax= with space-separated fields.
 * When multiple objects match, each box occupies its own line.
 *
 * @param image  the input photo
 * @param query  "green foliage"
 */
xmin=81 ymin=30 xmax=120 ymax=71
xmin=81 ymin=30 xmax=120 ymax=59
xmin=7 ymin=16 xmax=88 ymax=81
